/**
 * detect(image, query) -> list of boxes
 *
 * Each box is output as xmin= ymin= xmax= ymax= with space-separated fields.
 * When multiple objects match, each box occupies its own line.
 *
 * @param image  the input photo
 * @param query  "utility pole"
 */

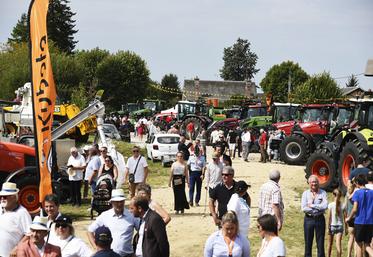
xmin=288 ymin=70 xmax=292 ymax=99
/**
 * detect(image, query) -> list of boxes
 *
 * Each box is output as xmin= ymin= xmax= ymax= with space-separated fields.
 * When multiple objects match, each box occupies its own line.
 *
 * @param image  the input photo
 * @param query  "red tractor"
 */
xmin=273 ymin=104 xmax=353 ymax=165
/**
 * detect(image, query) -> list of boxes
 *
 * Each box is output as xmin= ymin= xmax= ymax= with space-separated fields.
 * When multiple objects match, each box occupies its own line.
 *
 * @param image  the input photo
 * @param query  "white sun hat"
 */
xmin=110 ymin=189 xmax=126 ymax=202
xmin=30 ymin=216 xmax=49 ymax=231
xmin=0 ymin=182 xmax=19 ymax=196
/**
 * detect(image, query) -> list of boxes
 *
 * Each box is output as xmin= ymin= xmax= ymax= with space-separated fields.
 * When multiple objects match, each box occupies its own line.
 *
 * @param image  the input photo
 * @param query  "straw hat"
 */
xmin=30 ymin=216 xmax=49 ymax=231
xmin=110 ymin=189 xmax=126 ymax=202
xmin=0 ymin=182 xmax=19 ymax=196
xmin=67 ymin=167 xmax=76 ymax=177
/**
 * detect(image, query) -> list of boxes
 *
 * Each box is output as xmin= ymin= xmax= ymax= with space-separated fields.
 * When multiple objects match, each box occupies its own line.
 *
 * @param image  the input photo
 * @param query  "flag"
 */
xmin=28 ymin=0 xmax=56 ymax=203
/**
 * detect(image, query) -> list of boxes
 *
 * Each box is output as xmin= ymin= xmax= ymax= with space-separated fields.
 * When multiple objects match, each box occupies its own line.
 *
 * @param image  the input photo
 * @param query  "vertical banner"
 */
xmin=28 ymin=0 xmax=56 ymax=203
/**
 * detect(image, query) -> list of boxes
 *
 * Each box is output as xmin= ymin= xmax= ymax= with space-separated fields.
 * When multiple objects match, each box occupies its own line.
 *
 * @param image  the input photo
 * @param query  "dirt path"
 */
xmin=75 ymin=144 xmax=306 ymax=257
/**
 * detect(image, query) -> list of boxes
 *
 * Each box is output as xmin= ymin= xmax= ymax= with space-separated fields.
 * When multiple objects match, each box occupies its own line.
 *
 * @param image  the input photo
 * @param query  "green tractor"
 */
xmin=305 ymin=60 xmax=373 ymax=193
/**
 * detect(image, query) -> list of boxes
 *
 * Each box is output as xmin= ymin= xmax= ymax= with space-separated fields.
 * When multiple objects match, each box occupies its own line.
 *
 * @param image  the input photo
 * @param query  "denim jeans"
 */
xmin=304 ymin=215 xmax=326 ymax=257
xmin=189 ymin=170 xmax=202 ymax=204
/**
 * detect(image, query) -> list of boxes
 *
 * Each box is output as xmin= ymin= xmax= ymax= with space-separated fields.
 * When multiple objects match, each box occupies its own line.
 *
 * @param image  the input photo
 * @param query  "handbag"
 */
xmin=129 ymin=156 xmax=142 ymax=183
xmin=173 ymin=177 xmax=183 ymax=186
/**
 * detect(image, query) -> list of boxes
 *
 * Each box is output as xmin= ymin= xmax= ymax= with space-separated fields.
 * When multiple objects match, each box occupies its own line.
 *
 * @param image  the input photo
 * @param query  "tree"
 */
xmin=8 ymin=0 xmax=78 ymax=54
xmin=96 ymin=51 xmax=150 ymax=111
xmin=346 ymin=74 xmax=359 ymax=88
xmin=8 ymin=14 xmax=28 ymax=44
xmin=260 ymin=61 xmax=309 ymax=102
xmin=291 ymin=72 xmax=343 ymax=103
xmin=220 ymin=38 xmax=259 ymax=81
xmin=157 ymin=73 xmax=182 ymax=106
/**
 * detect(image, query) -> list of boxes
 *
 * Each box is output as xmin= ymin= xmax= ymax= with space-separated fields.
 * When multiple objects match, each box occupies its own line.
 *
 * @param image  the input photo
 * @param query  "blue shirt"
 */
xmin=88 ymin=208 xmax=140 ymax=256
xmin=301 ymin=189 xmax=328 ymax=216
xmin=352 ymin=188 xmax=373 ymax=225
xmin=204 ymin=230 xmax=250 ymax=257
xmin=188 ymin=155 xmax=206 ymax=171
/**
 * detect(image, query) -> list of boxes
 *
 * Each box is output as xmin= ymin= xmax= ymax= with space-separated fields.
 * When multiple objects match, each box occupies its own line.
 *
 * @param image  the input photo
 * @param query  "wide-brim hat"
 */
xmin=110 ymin=189 xmax=126 ymax=202
xmin=0 ymin=182 xmax=19 ymax=196
xmin=67 ymin=168 xmax=76 ymax=177
xmin=30 ymin=216 xmax=49 ymax=231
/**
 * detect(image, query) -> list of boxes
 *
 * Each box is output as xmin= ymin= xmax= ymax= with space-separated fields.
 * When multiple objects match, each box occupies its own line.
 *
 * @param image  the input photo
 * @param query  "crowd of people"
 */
xmin=0 ymin=118 xmax=373 ymax=257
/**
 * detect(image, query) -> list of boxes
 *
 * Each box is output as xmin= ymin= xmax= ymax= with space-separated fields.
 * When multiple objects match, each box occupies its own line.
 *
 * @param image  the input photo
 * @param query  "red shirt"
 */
xmin=259 ymin=132 xmax=267 ymax=145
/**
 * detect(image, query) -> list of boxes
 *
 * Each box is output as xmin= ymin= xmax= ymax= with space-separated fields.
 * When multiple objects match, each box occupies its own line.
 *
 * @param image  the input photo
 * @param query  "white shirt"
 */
xmin=84 ymin=155 xmax=101 ymax=181
xmin=46 ymin=212 xmax=62 ymax=246
xmin=328 ymin=202 xmax=345 ymax=226
xmin=171 ymin=162 xmax=186 ymax=176
xmin=135 ymin=210 xmax=149 ymax=257
xmin=205 ymin=161 xmax=223 ymax=189
xmin=366 ymin=184 xmax=373 ymax=190
xmin=257 ymin=237 xmax=286 ymax=257
xmin=88 ymin=208 xmax=140 ymax=256
xmin=227 ymin=193 xmax=250 ymax=237
xmin=126 ymin=156 xmax=148 ymax=183
xmin=54 ymin=235 xmax=93 ymax=257
xmin=67 ymin=154 xmax=86 ymax=181
xmin=211 ymin=130 xmax=220 ymax=144
xmin=242 ymin=131 xmax=251 ymax=143
xmin=0 ymin=205 xmax=32 ymax=257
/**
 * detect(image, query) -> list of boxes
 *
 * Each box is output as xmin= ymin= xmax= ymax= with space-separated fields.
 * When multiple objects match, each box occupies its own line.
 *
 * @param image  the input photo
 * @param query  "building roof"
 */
xmin=341 ymin=86 xmax=365 ymax=96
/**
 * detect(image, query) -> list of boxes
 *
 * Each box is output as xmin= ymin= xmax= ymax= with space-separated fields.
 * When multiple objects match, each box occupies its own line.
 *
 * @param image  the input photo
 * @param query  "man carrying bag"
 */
xmin=125 ymin=146 xmax=149 ymax=198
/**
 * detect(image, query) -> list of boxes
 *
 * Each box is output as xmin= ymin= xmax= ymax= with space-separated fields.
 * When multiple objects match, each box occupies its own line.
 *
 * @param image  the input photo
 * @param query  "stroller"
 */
xmin=91 ymin=174 xmax=113 ymax=219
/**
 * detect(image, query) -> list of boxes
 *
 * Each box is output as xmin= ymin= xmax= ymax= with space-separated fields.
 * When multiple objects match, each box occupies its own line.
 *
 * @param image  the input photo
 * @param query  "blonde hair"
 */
xmin=222 ymin=211 xmax=239 ymax=226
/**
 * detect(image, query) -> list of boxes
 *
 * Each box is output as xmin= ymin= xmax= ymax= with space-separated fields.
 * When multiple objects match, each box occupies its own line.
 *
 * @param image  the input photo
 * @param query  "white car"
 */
xmin=146 ymin=133 xmax=180 ymax=167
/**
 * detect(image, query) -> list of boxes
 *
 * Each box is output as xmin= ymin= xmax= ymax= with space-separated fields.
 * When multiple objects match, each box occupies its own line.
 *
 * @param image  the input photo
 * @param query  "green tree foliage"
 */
xmin=96 ymin=51 xmax=150 ymax=111
xmin=346 ymin=74 xmax=359 ymax=88
xmin=291 ymin=72 xmax=343 ymax=103
xmin=159 ymin=73 xmax=182 ymax=106
xmin=220 ymin=38 xmax=259 ymax=81
xmin=0 ymin=43 xmax=30 ymax=100
xmin=260 ymin=61 xmax=309 ymax=102
xmin=70 ymin=83 xmax=89 ymax=109
xmin=8 ymin=0 xmax=77 ymax=54
xmin=8 ymin=14 xmax=28 ymax=44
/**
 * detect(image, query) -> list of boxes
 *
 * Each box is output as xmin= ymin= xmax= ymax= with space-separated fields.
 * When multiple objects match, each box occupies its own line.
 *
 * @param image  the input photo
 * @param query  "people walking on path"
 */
xmin=227 ymin=180 xmax=251 ymax=237
xmin=187 ymin=147 xmax=206 ymax=207
xmin=124 ymin=146 xmax=148 ymax=199
xmin=301 ymin=175 xmax=328 ymax=257
xmin=209 ymin=166 xmax=236 ymax=227
xmin=168 ymin=152 xmax=190 ymax=214
xmin=204 ymin=152 xmax=223 ymax=193
xmin=241 ymin=128 xmax=251 ymax=162
xmin=258 ymin=170 xmax=284 ymax=231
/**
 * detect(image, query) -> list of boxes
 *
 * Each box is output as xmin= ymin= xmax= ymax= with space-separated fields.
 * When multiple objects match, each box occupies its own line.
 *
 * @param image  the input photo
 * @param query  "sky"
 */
xmin=1 ymin=0 xmax=373 ymax=91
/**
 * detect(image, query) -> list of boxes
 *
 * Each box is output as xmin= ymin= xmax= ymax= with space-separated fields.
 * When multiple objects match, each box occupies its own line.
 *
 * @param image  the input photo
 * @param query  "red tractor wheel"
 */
xmin=305 ymin=149 xmax=336 ymax=191
xmin=337 ymin=139 xmax=371 ymax=194
xmin=17 ymin=177 xmax=40 ymax=214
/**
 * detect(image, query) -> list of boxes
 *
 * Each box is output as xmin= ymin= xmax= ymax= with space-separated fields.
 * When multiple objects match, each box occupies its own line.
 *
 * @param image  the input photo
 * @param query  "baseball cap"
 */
xmin=235 ymin=180 xmax=250 ymax=193
xmin=55 ymin=215 xmax=73 ymax=225
xmin=95 ymin=226 xmax=112 ymax=243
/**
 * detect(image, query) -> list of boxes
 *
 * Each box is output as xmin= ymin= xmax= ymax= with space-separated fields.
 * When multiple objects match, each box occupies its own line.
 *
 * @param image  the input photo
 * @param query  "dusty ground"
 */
xmin=74 ymin=142 xmax=307 ymax=257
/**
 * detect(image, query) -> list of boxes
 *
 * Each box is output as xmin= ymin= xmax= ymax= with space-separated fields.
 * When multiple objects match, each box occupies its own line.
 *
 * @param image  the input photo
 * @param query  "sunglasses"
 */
xmin=133 ymin=150 xmax=139 ymax=153
xmin=222 ymin=173 xmax=233 ymax=177
xmin=100 ymin=150 xmax=107 ymax=153
xmin=55 ymin=223 xmax=69 ymax=228
xmin=105 ymin=159 xmax=111 ymax=162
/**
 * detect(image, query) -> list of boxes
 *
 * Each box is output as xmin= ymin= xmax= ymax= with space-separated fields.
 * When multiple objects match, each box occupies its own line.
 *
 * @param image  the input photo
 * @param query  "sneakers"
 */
xmin=189 ymin=201 xmax=194 ymax=207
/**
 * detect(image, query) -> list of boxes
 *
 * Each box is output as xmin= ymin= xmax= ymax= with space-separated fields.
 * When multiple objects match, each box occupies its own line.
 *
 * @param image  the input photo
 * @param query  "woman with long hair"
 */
xmin=327 ymin=188 xmax=345 ymax=257
xmin=204 ymin=211 xmax=250 ymax=257
xmin=345 ymin=182 xmax=356 ymax=257
xmin=98 ymin=155 xmax=118 ymax=187
xmin=168 ymin=151 xmax=189 ymax=214
xmin=256 ymin=214 xmax=286 ymax=257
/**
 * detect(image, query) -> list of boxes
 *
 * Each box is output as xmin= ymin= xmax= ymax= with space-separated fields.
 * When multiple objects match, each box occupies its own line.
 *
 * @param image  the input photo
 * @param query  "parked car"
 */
xmin=146 ymin=133 xmax=180 ymax=167
xmin=101 ymin=123 xmax=122 ymax=140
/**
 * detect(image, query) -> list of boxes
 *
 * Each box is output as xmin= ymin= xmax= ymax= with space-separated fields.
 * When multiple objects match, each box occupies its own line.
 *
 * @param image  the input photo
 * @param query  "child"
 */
xmin=327 ymin=188 xmax=345 ymax=257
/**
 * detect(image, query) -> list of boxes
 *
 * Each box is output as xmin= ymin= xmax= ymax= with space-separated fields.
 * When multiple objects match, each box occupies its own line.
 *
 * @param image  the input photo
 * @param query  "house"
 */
xmin=182 ymin=78 xmax=258 ymax=103
xmin=341 ymin=86 xmax=366 ymax=98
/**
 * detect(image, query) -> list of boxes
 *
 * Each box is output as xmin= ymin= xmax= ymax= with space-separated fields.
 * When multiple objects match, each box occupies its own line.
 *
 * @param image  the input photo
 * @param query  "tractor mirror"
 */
xmin=365 ymin=59 xmax=373 ymax=76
